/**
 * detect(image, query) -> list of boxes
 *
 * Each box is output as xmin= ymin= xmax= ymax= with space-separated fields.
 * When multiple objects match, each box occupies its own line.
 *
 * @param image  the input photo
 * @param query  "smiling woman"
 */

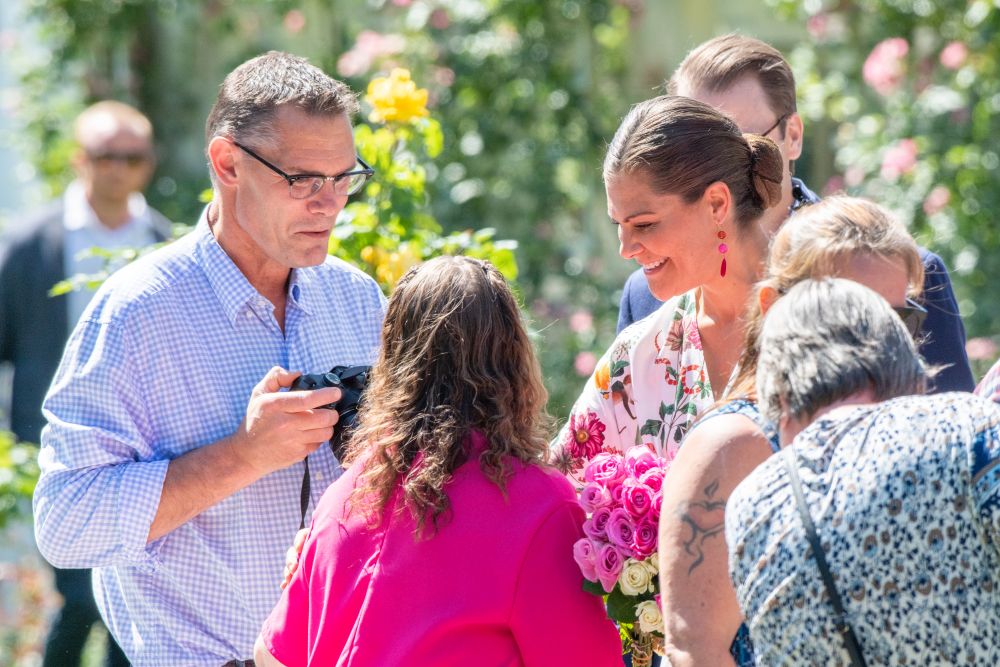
xmin=551 ymin=96 xmax=783 ymax=483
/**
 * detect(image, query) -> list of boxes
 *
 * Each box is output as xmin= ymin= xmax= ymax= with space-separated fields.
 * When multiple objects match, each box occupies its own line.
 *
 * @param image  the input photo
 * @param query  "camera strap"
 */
xmin=299 ymin=458 xmax=311 ymax=531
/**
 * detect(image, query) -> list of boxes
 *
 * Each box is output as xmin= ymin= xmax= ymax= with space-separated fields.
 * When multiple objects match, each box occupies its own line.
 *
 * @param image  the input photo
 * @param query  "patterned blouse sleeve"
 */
xmin=551 ymin=329 xmax=639 ymax=486
xmin=969 ymin=400 xmax=1000 ymax=553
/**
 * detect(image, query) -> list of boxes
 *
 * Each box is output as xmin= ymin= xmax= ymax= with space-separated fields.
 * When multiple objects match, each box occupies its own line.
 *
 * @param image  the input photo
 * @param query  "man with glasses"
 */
xmin=0 ymin=100 xmax=171 ymax=667
xmin=617 ymin=34 xmax=974 ymax=393
xmin=32 ymin=52 xmax=386 ymax=666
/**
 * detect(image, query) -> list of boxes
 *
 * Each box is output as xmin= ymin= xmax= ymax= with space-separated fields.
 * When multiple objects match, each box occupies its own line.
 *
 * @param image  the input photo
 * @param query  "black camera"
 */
xmin=291 ymin=365 xmax=370 ymax=459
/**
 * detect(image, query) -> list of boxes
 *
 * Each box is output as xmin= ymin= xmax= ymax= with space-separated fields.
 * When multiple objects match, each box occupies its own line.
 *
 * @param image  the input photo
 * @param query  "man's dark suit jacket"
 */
xmin=615 ymin=179 xmax=975 ymax=394
xmin=0 ymin=203 xmax=172 ymax=442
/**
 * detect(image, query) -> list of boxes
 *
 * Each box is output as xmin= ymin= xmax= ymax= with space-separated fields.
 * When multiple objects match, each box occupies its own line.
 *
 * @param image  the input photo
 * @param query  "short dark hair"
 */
xmin=668 ymin=34 xmax=796 ymax=134
xmin=204 ymin=51 xmax=358 ymax=150
xmin=603 ymin=95 xmax=784 ymax=230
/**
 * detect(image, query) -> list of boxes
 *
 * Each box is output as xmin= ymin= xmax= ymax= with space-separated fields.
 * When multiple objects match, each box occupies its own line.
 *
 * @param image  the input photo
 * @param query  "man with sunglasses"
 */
xmin=0 ymin=100 xmax=171 ymax=667
xmin=617 ymin=34 xmax=974 ymax=393
xmin=32 ymin=52 xmax=386 ymax=667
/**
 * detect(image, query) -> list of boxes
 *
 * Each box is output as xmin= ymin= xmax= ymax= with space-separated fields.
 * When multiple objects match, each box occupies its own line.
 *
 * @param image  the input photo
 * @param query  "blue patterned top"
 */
xmin=727 ymin=393 xmax=1000 ymax=665
xmin=33 ymin=212 xmax=386 ymax=666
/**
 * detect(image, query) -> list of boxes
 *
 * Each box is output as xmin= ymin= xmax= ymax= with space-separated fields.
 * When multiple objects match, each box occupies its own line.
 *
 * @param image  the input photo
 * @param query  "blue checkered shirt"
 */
xmin=33 ymin=213 xmax=386 ymax=666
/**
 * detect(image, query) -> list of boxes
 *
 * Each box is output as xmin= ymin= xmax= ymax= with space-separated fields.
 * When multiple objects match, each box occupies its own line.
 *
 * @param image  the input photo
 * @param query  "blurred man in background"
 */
xmin=0 ymin=100 xmax=171 ymax=667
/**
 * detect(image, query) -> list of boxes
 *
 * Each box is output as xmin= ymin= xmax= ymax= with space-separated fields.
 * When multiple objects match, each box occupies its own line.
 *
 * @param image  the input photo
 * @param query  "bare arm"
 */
xmin=148 ymin=366 xmax=340 ymax=542
xmin=657 ymin=413 xmax=773 ymax=667
xmin=254 ymin=636 xmax=288 ymax=667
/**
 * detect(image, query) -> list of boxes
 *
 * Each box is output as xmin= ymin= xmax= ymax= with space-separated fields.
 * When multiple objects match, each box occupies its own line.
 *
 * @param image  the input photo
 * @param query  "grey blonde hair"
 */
xmin=756 ymin=278 xmax=927 ymax=426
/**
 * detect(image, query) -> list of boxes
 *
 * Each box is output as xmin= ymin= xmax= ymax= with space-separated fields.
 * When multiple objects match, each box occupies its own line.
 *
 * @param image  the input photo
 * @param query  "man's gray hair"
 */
xmin=756 ymin=278 xmax=927 ymax=425
xmin=204 ymin=50 xmax=358 ymax=152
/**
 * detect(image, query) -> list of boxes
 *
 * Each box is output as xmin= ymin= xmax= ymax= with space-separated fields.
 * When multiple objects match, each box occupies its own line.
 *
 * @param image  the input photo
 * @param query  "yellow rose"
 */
xmin=366 ymin=68 xmax=429 ymax=124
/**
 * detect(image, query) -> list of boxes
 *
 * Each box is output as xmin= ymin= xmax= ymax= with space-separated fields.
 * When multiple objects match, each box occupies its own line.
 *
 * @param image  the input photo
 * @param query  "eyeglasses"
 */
xmin=893 ymin=298 xmax=928 ymax=338
xmin=233 ymin=141 xmax=374 ymax=199
xmin=87 ymin=151 xmax=152 ymax=168
xmin=759 ymin=113 xmax=790 ymax=138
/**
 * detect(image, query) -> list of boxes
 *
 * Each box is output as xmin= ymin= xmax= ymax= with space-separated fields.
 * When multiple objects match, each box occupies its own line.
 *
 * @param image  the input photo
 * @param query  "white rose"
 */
xmin=636 ymin=599 xmax=663 ymax=635
xmin=619 ymin=558 xmax=653 ymax=596
xmin=643 ymin=554 xmax=658 ymax=576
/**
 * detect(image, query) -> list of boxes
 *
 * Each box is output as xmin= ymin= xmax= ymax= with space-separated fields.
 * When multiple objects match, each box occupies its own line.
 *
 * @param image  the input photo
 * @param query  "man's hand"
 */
xmin=228 ymin=367 xmax=341 ymax=477
xmin=148 ymin=367 xmax=341 ymax=543
xmin=281 ymin=527 xmax=308 ymax=590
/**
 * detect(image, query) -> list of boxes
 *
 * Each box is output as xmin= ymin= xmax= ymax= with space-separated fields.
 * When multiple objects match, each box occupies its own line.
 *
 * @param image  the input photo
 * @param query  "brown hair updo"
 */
xmin=603 ymin=95 xmax=783 ymax=229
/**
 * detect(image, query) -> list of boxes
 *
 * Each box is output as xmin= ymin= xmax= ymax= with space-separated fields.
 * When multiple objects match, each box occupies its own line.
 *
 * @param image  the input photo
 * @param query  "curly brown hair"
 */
xmin=342 ymin=256 xmax=552 ymax=536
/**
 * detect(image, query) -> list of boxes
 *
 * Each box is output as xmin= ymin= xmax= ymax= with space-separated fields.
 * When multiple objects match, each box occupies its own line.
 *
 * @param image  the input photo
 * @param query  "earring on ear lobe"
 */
xmin=716 ymin=221 xmax=728 ymax=277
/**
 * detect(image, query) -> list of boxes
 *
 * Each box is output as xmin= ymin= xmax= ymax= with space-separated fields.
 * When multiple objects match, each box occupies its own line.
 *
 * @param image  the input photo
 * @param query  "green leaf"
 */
xmin=611 ymin=360 xmax=629 ymax=377
xmin=639 ymin=419 xmax=661 ymax=437
xmin=605 ymin=587 xmax=641 ymax=624
xmin=581 ymin=578 xmax=606 ymax=597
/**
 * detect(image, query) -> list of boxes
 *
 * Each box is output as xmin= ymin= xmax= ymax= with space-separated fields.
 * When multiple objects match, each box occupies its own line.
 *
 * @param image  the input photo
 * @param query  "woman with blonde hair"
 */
xmin=656 ymin=196 xmax=926 ymax=666
xmin=255 ymin=256 xmax=622 ymax=666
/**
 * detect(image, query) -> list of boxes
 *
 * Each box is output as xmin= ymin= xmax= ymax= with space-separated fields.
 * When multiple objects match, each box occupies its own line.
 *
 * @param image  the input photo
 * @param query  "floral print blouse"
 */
xmin=553 ymin=290 xmax=715 ymax=485
xmin=726 ymin=393 xmax=1000 ymax=666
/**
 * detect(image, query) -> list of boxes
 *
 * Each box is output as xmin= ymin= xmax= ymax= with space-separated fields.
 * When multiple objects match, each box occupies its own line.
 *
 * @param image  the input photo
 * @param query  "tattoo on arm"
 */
xmin=675 ymin=478 xmax=726 ymax=575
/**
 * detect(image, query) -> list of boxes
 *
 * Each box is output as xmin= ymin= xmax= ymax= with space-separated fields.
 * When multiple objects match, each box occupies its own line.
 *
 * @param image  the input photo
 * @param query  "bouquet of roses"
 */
xmin=572 ymin=447 xmax=668 ymax=666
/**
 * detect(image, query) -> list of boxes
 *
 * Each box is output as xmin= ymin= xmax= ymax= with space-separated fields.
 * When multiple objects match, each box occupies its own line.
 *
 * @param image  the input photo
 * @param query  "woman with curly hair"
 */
xmin=255 ymin=256 xmax=622 ymax=667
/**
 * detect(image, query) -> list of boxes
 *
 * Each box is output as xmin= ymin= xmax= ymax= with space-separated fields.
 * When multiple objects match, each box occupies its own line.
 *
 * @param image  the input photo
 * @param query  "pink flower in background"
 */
xmin=430 ymin=8 xmax=451 ymax=30
xmin=923 ymin=185 xmax=951 ymax=216
xmin=633 ymin=519 xmax=658 ymax=559
xmin=807 ymin=13 xmax=829 ymax=40
xmin=584 ymin=507 xmax=613 ymax=541
xmin=337 ymin=30 xmax=406 ymax=77
xmin=392 ymin=0 xmax=413 ymax=6
xmin=566 ymin=411 xmax=605 ymax=460
xmin=622 ymin=480 xmax=655 ymax=520
xmin=573 ymin=538 xmax=599 ymax=582
xmin=607 ymin=508 xmax=636 ymax=550
xmin=863 ymin=37 xmax=909 ymax=96
xmin=881 ymin=139 xmax=918 ymax=180
xmin=940 ymin=41 xmax=969 ymax=70
xmin=967 ymin=337 xmax=999 ymax=361
xmin=595 ymin=543 xmax=625 ymax=593
xmin=574 ymin=351 xmax=597 ymax=377
xmin=282 ymin=10 xmax=306 ymax=34
xmin=580 ymin=482 xmax=613 ymax=513
xmin=584 ymin=452 xmax=627 ymax=487
xmin=570 ymin=310 xmax=594 ymax=333
xmin=823 ymin=175 xmax=845 ymax=196
xmin=844 ymin=165 xmax=866 ymax=188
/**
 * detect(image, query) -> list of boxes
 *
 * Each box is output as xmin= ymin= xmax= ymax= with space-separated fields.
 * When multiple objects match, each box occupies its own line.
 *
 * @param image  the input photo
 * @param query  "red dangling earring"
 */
xmin=716 ymin=222 xmax=728 ymax=277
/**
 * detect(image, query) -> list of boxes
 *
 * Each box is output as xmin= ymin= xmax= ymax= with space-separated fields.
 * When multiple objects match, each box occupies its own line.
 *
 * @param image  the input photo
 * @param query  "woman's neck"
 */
xmin=779 ymin=389 xmax=879 ymax=446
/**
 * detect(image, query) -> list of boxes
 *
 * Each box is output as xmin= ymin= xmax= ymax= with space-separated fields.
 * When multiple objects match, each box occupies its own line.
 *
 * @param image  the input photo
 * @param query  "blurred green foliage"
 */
xmin=0 ymin=431 xmax=38 ymax=530
xmin=769 ymin=0 xmax=1000 ymax=352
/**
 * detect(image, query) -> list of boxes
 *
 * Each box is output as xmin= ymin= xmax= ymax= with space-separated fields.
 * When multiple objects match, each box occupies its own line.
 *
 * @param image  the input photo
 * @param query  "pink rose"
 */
xmin=580 ymin=482 xmax=612 ymax=514
xmin=640 ymin=468 xmax=664 ymax=493
xmin=573 ymin=538 xmax=599 ymax=582
xmin=625 ymin=446 xmax=659 ymax=478
xmin=611 ymin=482 xmax=625 ymax=505
xmin=622 ymin=480 xmax=655 ymax=520
xmin=881 ymin=139 xmax=918 ymax=181
xmin=584 ymin=452 xmax=626 ymax=487
xmin=939 ymin=41 xmax=968 ymax=70
xmin=595 ymin=543 xmax=625 ymax=593
xmin=650 ymin=490 xmax=663 ymax=523
xmin=607 ymin=508 xmax=635 ymax=550
xmin=632 ymin=519 xmax=658 ymax=559
xmin=863 ymin=37 xmax=909 ymax=96
xmin=584 ymin=507 xmax=612 ymax=541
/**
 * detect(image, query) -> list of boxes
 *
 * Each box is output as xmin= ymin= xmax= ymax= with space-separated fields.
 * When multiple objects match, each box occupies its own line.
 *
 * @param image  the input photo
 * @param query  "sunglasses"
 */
xmin=893 ymin=298 xmax=928 ymax=338
xmin=87 ymin=151 xmax=152 ymax=168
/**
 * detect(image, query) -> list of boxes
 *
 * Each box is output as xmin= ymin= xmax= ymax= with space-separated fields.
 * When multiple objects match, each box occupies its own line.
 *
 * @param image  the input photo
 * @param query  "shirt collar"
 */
xmin=63 ymin=179 xmax=152 ymax=232
xmin=193 ymin=206 xmax=316 ymax=324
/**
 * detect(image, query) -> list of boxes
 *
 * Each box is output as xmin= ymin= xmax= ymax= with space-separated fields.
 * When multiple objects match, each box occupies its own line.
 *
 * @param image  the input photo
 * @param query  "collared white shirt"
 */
xmin=62 ymin=179 xmax=160 ymax=330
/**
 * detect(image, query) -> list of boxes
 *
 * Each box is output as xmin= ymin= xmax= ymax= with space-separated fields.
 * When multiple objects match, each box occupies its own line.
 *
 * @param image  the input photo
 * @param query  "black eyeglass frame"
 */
xmin=759 ymin=113 xmax=791 ymax=138
xmin=892 ymin=297 xmax=928 ymax=338
xmin=233 ymin=141 xmax=374 ymax=198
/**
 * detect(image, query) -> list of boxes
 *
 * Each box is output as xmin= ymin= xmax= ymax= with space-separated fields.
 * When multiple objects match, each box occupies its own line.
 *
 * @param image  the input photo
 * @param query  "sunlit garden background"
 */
xmin=1 ymin=0 xmax=999 ymax=663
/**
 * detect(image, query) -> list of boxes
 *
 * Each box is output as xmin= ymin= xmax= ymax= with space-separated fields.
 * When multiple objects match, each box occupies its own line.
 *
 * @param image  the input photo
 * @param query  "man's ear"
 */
xmin=759 ymin=284 xmax=780 ymax=315
xmin=784 ymin=113 xmax=804 ymax=162
xmin=207 ymin=137 xmax=239 ymax=188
